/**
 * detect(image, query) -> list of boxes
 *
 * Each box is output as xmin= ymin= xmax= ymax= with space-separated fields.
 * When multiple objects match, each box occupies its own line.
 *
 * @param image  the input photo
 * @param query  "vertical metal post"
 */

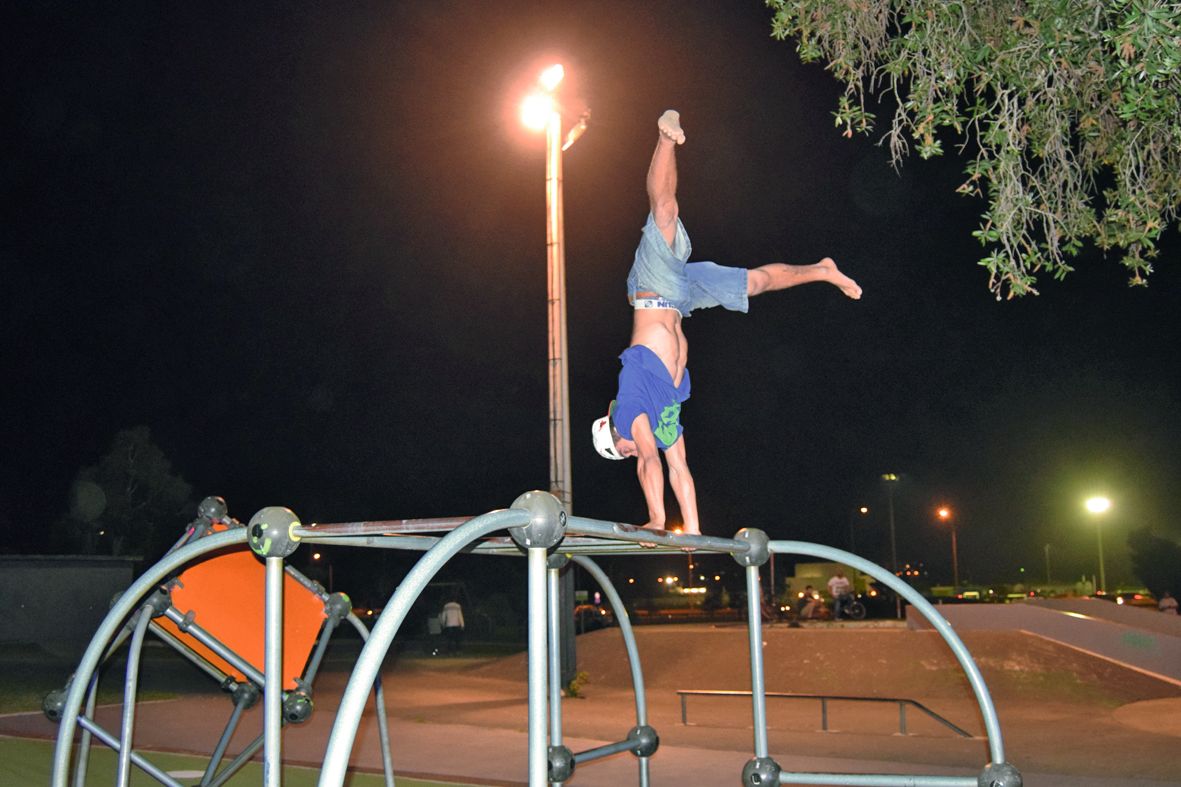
xmin=547 ymin=566 xmax=564 ymax=774
xmin=745 ymin=565 xmax=770 ymax=758
xmin=528 ymin=547 xmax=549 ymax=786
xmin=264 ymin=556 xmax=284 ymax=787
xmin=820 ymin=697 xmax=829 ymax=732
xmin=899 ymin=701 xmax=908 ymax=735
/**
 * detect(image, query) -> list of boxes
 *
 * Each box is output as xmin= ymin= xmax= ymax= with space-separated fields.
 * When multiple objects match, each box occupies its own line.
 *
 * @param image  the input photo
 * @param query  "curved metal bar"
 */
xmin=769 ymin=540 xmax=1005 ymax=765
xmin=345 ymin=612 xmax=396 ymax=787
xmin=570 ymin=556 xmax=651 ymax=787
xmin=73 ymin=675 xmax=99 ymax=787
xmin=570 ymin=557 xmax=648 ymax=725
xmin=116 ymin=605 xmax=154 ymax=787
xmin=318 ymin=508 xmax=529 ymax=786
xmin=52 ymin=528 xmax=246 ymax=787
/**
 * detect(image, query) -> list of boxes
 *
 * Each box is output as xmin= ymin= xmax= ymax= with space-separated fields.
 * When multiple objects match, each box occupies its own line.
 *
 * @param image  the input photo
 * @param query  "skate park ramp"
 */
xmin=907 ymin=598 xmax=1181 ymax=686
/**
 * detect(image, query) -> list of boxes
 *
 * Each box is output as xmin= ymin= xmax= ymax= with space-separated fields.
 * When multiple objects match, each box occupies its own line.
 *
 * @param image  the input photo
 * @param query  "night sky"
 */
xmin=5 ymin=1 xmax=1180 ymax=590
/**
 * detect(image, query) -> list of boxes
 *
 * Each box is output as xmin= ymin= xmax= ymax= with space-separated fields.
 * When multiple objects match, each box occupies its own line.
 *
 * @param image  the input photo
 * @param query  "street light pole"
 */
xmin=522 ymin=64 xmax=578 ymax=511
xmin=543 ymin=72 xmax=572 ymax=512
xmin=881 ymin=474 xmax=900 ymax=618
xmin=937 ymin=506 xmax=958 ymax=591
xmin=848 ymin=505 xmax=868 ymax=554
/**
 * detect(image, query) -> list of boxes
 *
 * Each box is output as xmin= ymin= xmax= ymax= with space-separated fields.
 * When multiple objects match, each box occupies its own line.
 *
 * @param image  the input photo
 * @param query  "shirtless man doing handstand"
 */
xmin=591 ymin=110 xmax=862 ymax=535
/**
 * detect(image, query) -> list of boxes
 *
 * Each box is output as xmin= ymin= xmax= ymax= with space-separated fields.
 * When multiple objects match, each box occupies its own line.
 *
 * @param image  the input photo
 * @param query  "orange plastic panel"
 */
xmin=156 ymin=547 xmax=326 ymax=690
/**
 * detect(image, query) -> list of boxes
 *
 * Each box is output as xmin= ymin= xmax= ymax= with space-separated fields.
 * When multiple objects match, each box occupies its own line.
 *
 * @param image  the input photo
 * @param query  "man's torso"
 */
xmin=630 ymin=308 xmax=687 ymax=385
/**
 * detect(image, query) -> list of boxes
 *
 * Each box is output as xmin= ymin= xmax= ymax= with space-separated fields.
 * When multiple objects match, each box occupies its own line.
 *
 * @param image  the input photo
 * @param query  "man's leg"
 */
xmin=647 ymin=110 xmax=684 ymax=248
xmin=748 ymin=259 xmax=863 ymax=300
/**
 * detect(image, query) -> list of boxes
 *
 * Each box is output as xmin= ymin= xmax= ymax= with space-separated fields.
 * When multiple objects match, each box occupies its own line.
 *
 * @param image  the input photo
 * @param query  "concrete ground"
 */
xmin=4 ymin=623 xmax=1180 ymax=786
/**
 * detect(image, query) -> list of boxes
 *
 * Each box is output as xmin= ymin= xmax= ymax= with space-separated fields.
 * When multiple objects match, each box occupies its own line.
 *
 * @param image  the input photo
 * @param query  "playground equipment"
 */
xmin=50 ymin=491 xmax=1023 ymax=787
xmin=45 ymin=497 xmax=395 ymax=787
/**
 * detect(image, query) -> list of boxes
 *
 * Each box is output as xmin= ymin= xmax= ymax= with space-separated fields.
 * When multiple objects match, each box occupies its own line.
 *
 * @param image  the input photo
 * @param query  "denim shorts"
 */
xmin=626 ymin=213 xmax=749 ymax=317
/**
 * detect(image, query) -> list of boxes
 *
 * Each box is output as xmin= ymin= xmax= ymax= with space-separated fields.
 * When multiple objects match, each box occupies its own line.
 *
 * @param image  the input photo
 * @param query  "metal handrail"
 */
xmin=676 ymin=689 xmax=973 ymax=738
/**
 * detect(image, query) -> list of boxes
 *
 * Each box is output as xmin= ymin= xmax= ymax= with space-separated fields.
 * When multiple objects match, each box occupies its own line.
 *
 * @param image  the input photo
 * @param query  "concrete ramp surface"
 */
xmin=909 ymin=598 xmax=1181 ymax=685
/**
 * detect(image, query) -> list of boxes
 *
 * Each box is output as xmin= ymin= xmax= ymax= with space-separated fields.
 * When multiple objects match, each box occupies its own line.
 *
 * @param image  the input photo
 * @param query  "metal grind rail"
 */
xmin=676 ymin=689 xmax=974 ymax=738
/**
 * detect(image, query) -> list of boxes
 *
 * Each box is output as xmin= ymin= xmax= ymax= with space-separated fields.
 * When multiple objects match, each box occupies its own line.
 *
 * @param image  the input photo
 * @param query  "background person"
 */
xmin=1159 ymin=591 xmax=1178 ymax=614
xmin=441 ymin=597 xmax=465 ymax=654
xmin=827 ymin=570 xmax=852 ymax=620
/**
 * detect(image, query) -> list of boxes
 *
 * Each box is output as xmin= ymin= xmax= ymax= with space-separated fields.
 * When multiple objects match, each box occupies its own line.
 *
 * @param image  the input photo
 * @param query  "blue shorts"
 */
xmin=626 ymin=213 xmax=749 ymax=318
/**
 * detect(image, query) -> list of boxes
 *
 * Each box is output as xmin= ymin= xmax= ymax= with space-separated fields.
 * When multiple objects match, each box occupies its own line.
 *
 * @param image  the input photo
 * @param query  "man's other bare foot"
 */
xmin=819 ymin=257 xmax=862 ymax=299
xmin=658 ymin=110 xmax=685 ymax=145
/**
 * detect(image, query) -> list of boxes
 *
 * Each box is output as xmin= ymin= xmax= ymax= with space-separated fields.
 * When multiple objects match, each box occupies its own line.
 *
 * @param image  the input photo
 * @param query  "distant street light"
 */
xmin=1084 ymin=495 xmax=1111 ymax=594
xmin=848 ymin=505 xmax=869 ymax=554
xmin=935 ymin=503 xmax=954 ymax=588
xmin=311 ymin=551 xmax=333 ymax=593
xmin=881 ymin=473 xmax=901 ymax=619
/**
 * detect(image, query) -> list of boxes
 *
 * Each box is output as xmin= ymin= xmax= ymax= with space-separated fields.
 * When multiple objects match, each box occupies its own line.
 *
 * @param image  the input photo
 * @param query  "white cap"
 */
xmin=591 ymin=402 xmax=625 ymax=460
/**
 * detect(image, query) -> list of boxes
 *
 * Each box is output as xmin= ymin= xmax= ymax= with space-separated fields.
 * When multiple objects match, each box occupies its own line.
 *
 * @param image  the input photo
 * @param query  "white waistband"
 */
xmin=633 ymin=297 xmax=678 ymax=311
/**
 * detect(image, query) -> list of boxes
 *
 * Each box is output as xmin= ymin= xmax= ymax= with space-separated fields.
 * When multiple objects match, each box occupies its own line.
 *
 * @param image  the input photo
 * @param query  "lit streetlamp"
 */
xmin=520 ymin=64 xmax=590 ymax=512
xmin=937 ymin=506 xmax=958 ymax=590
xmin=1084 ymin=495 xmax=1111 ymax=594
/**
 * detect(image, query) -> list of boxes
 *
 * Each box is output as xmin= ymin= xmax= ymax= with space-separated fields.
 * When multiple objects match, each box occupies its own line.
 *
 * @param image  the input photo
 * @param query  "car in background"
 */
xmin=1114 ymin=590 xmax=1156 ymax=608
xmin=573 ymin=604 xmax=614 ymax=631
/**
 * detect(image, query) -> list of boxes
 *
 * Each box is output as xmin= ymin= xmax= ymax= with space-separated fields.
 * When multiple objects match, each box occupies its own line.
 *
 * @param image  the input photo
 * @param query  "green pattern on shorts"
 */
xmin=655 ymin=403 xmax=681 ymax=446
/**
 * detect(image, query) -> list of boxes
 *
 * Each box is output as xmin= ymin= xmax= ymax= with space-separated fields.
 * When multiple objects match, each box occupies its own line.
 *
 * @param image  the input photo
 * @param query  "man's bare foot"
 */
xmin=658 ymin=110 xmax=685 ymax=145
xmin=638 ymin=522 xmax=666 ymax=548
xmin=819 ymin=257 xmax=862 ymax=299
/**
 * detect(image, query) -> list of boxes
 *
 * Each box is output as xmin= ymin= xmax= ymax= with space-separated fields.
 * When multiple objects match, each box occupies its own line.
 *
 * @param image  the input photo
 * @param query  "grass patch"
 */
xmin=0 ymin=736 xmax=481 ymax=786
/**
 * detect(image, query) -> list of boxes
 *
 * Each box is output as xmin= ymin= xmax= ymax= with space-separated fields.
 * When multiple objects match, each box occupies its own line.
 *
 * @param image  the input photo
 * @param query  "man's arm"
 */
xmin=629 ymin=415 xmax=667 ymax=530
xmin=664 ymin=436 xmax=700 ymax=535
